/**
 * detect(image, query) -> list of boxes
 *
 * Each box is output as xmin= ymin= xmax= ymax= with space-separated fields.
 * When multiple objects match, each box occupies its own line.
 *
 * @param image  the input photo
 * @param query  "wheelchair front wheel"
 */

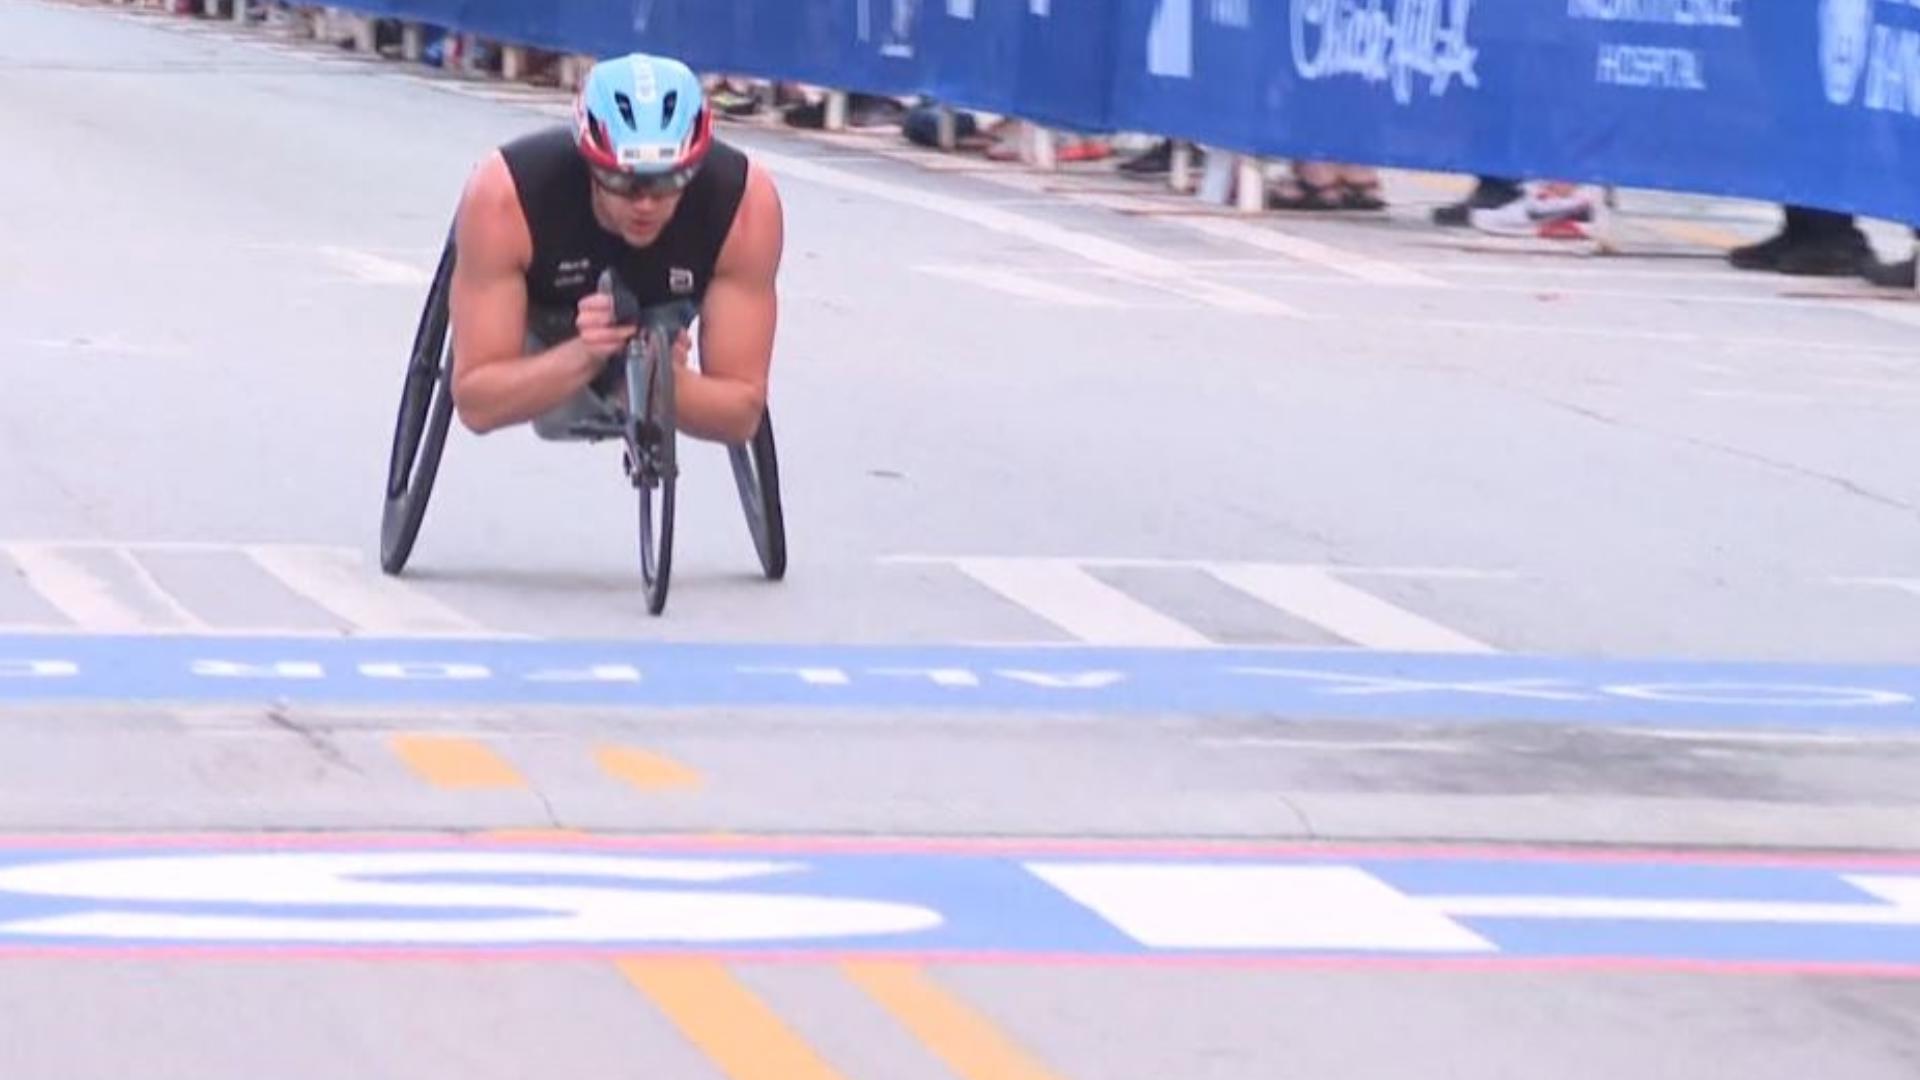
xmin=380 ymin=237 xmax=457 ymax=576
xmin=626 ymin=326 xmax=678 ymax=616
xmin=729 ymin=407 xmax=787 ymax=580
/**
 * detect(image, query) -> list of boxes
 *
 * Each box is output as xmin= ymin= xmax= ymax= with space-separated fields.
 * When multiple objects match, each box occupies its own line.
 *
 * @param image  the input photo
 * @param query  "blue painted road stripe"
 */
xmin=2 ymin=635 xmax=1920 ymax=730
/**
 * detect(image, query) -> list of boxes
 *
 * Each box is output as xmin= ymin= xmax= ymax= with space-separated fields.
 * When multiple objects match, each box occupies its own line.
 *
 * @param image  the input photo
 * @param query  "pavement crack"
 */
xmin=1530 ymin=390 xmax=1918 ymax=515
xmin=529 ymin=787 xmax=567 ymax=831
xmin=0 ymin=416 xmax=109 ymax=532
xmin=264 ymin=705 xmax=359 ymax=775
xmin=1273 ymin=791 xmax=1320 ymax=840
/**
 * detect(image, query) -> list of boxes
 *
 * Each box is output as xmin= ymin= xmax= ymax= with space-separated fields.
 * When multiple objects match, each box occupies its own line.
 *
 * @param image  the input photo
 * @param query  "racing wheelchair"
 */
xmin=377 ymin=234 xmax=786 ymax=615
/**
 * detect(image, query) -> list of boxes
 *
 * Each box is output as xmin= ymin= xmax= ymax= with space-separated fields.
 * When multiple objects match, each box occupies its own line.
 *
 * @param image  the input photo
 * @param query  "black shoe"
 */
xmin=782 ymin=95 xmax=904 ymax=130
xmin=1728 ymin=230 xmax=1796 ymax=271
xmin=1774 ymin=233 xmax=1872 ymax=277
xmin=781 ymin=101 xmax=825 ymax=129
xmin=847 ymin=94 xmax=906 ymax=128
xmin=1118 ymin=139 xmax=1203 ymax=177
xmin=1864 ymin=255 xmax=1917 ymax=289
xmin=1119 ymin=140 xmax=1172 ymax=175
xmin=1432 ymin=179 xmax=1524 ymax=227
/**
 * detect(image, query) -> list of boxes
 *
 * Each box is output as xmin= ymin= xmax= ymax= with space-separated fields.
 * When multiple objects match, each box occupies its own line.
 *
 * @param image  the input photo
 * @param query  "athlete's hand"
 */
xmin=574 ymin=293 xmax=637 ymax=362
xmin=671 ymin=330 xmax=692 ymax=370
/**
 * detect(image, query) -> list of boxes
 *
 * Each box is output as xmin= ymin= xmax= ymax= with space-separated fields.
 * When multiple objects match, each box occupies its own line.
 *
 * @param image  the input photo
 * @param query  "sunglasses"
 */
xmin=590 ymin=164 xmax=699 ymax=199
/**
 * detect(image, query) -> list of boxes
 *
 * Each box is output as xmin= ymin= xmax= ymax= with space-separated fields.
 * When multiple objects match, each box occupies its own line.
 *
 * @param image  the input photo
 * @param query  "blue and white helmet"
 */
xmin=574 ymin=53 xmax=713 ymax=191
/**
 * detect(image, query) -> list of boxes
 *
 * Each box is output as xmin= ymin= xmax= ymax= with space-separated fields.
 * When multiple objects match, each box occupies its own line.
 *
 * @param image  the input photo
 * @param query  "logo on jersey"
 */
xmin=1822 ymin=0 xmax=1876 ymax=105
xmin=555 ymin=257 xmax=592 ymax=290
xmin=669 ymin=267 xmax=695 ymax=295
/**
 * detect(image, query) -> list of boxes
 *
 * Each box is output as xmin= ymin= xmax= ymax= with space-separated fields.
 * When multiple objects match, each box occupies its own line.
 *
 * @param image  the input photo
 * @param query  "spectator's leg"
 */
xmin=1337 ymin=163 xmax=1386 ymax=211
xmin=1168 ymin=141 xmax=1196 ymax=192
xmin=1863 ymin=226 xmax=1919 ymax=289
xmin=1267 ymin=160 xmax=1346 ymax=211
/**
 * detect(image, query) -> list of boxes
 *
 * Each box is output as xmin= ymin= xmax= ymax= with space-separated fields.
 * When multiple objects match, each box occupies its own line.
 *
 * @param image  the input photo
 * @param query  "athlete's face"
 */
xmin=590 ymin=177 xmax=686 ymax=248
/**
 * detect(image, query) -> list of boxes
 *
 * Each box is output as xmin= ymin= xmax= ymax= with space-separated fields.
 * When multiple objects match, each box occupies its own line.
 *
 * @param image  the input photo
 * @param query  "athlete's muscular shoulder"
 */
xmin=712 ymin=159 xmax=784 ymax=287
xmin=692 ymin=158 xmax=783 ymax=433
xmin=449 ymin=150 xmax=544 ymax=433
xmin=454 ymin=150 xmax=533 ymax=276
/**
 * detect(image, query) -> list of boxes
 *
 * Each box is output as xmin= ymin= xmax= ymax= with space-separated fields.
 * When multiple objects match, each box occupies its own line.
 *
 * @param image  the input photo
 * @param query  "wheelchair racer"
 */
xmin=446 ymin=52 xmax=783 ymax=446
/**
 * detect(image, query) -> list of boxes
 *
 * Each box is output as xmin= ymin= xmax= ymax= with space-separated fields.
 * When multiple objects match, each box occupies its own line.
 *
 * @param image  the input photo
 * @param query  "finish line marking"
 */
xmin=0 ymin=837 xmax=1910 ymax=973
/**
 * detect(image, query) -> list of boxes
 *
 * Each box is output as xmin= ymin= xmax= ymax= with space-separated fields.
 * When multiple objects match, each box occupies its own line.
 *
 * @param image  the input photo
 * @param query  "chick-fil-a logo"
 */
xmin=1292 ymin=0 xmax=1480 ymax=105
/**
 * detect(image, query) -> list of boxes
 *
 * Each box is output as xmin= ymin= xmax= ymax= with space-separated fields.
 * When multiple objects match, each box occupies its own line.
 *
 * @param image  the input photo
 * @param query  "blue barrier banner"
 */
xmin=1109 ymin=0 xmax=1920 ymax=223
xmin=609 ymin=1 xmax=931 ymax=99
xmin=321 ymin=0 xmax=1920 ymax=224
xmin=913 ymin=1 xmax=1116 ymax=132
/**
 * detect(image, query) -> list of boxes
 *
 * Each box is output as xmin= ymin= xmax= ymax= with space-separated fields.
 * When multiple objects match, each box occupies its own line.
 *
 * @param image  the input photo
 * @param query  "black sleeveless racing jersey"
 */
xmin=498 ymin=125 xmax=749 ymax=340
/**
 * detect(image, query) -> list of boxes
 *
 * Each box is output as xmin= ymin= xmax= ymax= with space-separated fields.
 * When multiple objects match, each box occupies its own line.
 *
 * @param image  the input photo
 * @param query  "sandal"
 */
xmin=1341 ymin=180 xmax=1387 ymax=211
xmin=1266 ymin=177 xmax=1346 ymax=211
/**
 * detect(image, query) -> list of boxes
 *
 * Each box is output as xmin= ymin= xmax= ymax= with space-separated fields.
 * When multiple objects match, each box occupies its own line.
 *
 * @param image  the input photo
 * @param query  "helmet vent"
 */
xmin=614 ymin=91 xmax=637 ymax=128
xmin=662 ymin=90 xmax=679 ymax=127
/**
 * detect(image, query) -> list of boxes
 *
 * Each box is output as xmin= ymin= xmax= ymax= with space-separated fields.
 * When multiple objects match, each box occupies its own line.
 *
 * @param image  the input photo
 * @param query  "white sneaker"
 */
xmin=1470 ymin=182 xmax=1595 ymax=237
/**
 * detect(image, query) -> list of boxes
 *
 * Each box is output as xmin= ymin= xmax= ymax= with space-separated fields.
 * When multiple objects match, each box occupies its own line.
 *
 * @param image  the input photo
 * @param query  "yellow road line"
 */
xmin=844 ymin=961 xmax=1070 ymax=1080
xmin=1390 ymin=169 xmax=1476 ymax=198
xmin=388 ymin=734 xmax=527 ymax=790
xmin=1638 ymin=217 xmax=1747 ymax=251
xmin=618 ymin=958 xmax=849 ymax=1080
xmin=596 ymin=745 xmax=704 ymax=791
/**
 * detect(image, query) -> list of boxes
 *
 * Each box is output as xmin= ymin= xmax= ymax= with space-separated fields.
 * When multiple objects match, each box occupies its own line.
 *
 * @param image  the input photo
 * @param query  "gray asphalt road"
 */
xmin=3 ymin=1 xmax=1920 ymax=1077
xmin=9 ymin=3 xmax=1920 ymax=660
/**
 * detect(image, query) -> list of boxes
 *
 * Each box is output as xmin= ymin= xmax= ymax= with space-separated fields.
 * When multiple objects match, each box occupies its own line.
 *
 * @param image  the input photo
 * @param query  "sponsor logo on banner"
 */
xmin=1822 ymin=0 xmax=1877 ymax=105
xmin=1568 ymin=0 xmax=1740 ymax=93
xmin=1821 ymin=0 xmax=1920 ymax=116
xmin=858 ymin=0 xmax=919 ymax=57
xmin=1147 ymin=1 xmax=1253 ymax=81
xmin=1291 ymin=0 xmax=1480 ymax=105
xmin=860 ymin=0 xmax=917 ymax=55
xmin=1148 ymin=0 xmax=1194 ymax=78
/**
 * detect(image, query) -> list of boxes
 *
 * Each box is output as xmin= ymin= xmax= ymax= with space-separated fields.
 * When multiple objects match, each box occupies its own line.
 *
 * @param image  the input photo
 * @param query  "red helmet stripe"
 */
xmin=677 ymin=105 xmax=713 ymax=169
xmin=574 ymin=100 xmax=622 ymax=170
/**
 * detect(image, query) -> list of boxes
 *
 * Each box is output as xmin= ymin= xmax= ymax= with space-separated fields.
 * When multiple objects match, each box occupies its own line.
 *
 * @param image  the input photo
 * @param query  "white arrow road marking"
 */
xmin=5 ymin=544 xmax=203 ymax=632
xmin=887 ymin=556 xmax=1504 ymax=651
xmin=1167 ymin=215 xmax=1448 ymax=287
xmin=752 ymin=147 xmax=1300 ymax=317
xmin=1429 ymin=876 xmax=1920 ymax=925
xmin=0 ymin=853 xmax=943 ymax=944
xmin=1205 ymin=563 xmax=1497 ymax=653
xmin=1026 ymin=863 xmax=1496 ymax=952
xmin=948 ymin=558 xmax=1212 ymax=647
xmin=243 ymin=545 xmax=491 ymax=637
xmin=916 ymin=264 xmax=1125 ymax=308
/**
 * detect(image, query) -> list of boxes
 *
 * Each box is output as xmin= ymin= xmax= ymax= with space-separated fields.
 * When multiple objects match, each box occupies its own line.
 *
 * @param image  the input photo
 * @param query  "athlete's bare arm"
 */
xmin=448 ymin=152 xmax=632 ymax=435
xmin=678 ymin=160 xmax=784 ymax=445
